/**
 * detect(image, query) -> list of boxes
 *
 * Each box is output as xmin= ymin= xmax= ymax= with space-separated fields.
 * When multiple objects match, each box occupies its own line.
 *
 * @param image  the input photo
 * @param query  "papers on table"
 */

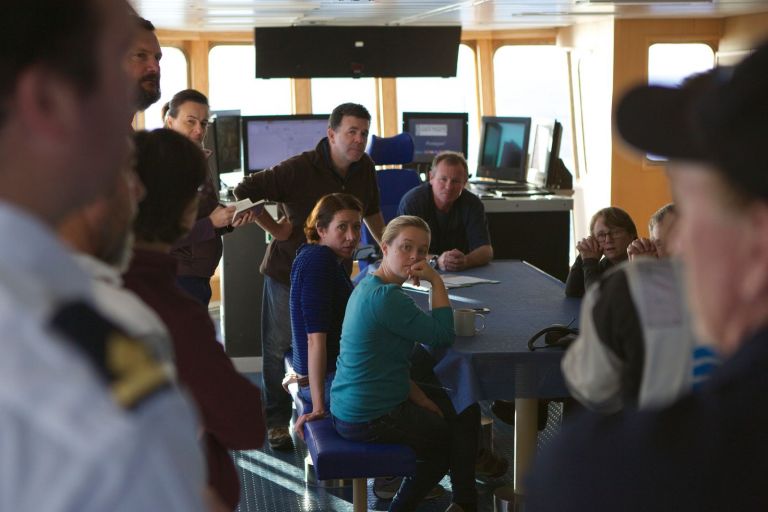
xmin=443 ymin=274 xmax=499 ymax=287
xmin=232 ymin=198 xmax=264 ymax=215
xmin=402 ymin=273 xmax=499 ymax=293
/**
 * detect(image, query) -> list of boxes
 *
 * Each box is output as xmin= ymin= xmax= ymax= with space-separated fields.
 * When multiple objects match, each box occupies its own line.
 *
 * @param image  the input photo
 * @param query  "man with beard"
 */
xmin=58 ymin=143 xmax=174 ymax=365
xmin=128 ymin=16 xmax=161 ymax=112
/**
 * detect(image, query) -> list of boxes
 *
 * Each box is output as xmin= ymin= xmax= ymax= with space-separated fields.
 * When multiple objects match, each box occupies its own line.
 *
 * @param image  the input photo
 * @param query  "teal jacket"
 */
xmin=330 ymin=274 xmax=454 ymax=423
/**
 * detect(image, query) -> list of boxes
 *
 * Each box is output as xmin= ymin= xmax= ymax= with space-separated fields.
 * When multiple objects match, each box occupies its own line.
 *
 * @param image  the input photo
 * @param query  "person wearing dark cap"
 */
xmin=526 ymin=42 xmax=768 ymax=511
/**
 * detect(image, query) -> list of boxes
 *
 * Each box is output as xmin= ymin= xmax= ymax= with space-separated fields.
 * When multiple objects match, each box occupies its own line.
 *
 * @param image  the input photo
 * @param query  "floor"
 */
xmin=233 ymin=375 xmax=563 ymax=512
xmin=210 ymin=304 xmax=564 ymax=511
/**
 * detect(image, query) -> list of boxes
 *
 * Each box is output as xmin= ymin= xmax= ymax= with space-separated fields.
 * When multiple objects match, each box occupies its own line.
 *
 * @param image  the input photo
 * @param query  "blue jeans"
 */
xmin=297 ymin=372 xmax=334 ymax=412
xmin=262 ymin=276 xmax=293 ymax=428
xmin=333 ymin=399 xmax=451 ymax=512
xmin=176 ymin=275 xmax=212 ymax=307
xmin=410 ymin=346 xmax=479 ymax=508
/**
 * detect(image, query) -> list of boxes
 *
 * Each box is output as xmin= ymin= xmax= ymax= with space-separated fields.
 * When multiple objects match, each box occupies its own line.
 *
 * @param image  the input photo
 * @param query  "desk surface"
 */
xmin=410 ymin=260 xmax=581 ymax=412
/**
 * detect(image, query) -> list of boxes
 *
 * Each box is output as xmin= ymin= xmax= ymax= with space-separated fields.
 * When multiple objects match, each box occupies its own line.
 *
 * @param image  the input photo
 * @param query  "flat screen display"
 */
xmin=476 ymin=116 xmax=532 ymax=182
xmin=528 ymin=120 xmax=556 ymax=187
xmin=212 ymin=110 xmax=241 ymax=174
xmin=402 ymin=112 xmax=468 ymax=164
xmin=242 ymin=115 xmax=329 ymax=173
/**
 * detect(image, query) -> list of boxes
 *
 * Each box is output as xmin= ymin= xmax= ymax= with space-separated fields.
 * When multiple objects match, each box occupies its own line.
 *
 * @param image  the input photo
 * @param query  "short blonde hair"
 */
xmin=381 ymin=215 xmax=431 ymax=246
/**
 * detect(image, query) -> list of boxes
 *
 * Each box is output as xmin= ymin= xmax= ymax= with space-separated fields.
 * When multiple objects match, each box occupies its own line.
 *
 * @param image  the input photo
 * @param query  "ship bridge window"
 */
xmin=209 ymin=45 xmax=291 ymax=115
xmin=648 ymin=43 xmax=715 ymax=87
xmin=396 ymin=44 xmax=479 ymax=168
xmin=311 ymin=78 xmax=378 ymax=137
xmin=493 ymin=45 xmax=573 ymax=177
xmin=143 ymin=47 xmax=188 ymax=130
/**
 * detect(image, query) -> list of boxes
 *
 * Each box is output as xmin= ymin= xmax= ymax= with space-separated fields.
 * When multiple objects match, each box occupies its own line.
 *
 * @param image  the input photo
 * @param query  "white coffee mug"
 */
xmin=454 ymin=308 xmax=486 ymax=336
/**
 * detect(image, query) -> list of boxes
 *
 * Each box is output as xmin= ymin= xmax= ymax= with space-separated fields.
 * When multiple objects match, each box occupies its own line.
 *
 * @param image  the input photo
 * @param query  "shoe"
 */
xmin=373 ymin=476 xmax=446 ymax=500
xmin=475 ymin=447 xmax=508 ymax=479
xmin=491 ymin=400 xmax=515 ymax=425
xmin=267 ymin=426 xmax=294 ymax=450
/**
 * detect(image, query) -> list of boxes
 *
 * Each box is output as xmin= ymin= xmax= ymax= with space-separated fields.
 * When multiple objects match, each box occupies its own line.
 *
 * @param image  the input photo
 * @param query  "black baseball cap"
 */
xmin=616 ymin=41 xmax=768 ymax=200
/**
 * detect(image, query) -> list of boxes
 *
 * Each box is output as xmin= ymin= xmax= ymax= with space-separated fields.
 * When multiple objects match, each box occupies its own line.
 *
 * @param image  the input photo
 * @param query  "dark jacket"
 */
xmin=564 ymin=255 xmax=615 ymax=297
xmin=234 ymin=138 xmax=381 ymax=286
xmin=124 ymin=249 xmax=265 ymax=510
xmin=171 ymin=170 xmax=232 ymax=279
xmin=527 ymin=326 xmax=768 ymax=512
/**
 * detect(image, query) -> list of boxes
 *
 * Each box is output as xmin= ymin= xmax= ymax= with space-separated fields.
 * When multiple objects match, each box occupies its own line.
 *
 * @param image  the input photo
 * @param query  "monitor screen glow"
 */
xmin=403 ymin=112 xmax=468 ymax=164
xmin=242 ymin=115 xmax=329 ymax=173
xmin=476 ymin=116 xmax=532 ymax=182
xmin=212 ymin=111 xmax=242 ymax=174
xmin=528 ymin=121 xmax=555 ymax=187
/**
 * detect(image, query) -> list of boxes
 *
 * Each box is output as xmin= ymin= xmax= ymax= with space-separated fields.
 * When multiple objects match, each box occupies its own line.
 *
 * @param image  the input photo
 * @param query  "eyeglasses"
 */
xmin=594 ymin=229 xmax=626 ymax=242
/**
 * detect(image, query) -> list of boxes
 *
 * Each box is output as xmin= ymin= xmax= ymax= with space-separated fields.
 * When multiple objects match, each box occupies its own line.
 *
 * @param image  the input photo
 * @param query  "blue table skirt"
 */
xmin=409 ymin=260 xmax=582 ymax=413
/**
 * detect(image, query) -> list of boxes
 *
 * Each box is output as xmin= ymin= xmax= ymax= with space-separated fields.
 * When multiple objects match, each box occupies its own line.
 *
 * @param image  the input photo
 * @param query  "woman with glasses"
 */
xmin=565 ymin=207 xmax=638 ymax=297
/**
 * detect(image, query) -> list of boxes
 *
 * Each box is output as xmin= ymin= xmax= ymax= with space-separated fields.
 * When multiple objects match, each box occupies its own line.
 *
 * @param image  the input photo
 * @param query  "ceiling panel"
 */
xmin=134 ymin=0 xmax=768 ymax=31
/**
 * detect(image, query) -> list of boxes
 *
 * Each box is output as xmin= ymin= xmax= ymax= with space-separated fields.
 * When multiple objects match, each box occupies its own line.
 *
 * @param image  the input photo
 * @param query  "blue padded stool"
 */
xmin=285 ymin=356 xmax=415 ymax=511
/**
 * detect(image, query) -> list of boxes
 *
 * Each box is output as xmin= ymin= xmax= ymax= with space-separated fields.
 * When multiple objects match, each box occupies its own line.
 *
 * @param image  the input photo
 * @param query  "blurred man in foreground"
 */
xmin=527 ymin=43 xmax=768 ymax=511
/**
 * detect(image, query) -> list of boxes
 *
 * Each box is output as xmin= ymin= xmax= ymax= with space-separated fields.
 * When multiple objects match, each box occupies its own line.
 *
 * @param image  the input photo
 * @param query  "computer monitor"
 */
xmin=242 ymin=115 xmax=329 ymax=174
xmin=210 ymin=110 xmax=242 ymax=175
xmin=476 ymin=116 xmax=532 ymax=182
xmin=402 ymin=112 xmax=469 ymax=164
xmin=527 ymin=120 xmax=562 ymax=188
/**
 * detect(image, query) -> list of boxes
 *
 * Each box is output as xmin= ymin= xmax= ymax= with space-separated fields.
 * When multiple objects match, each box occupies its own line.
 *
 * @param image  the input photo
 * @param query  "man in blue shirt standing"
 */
xmin=398 ymin=151 xmax=493 ymax=271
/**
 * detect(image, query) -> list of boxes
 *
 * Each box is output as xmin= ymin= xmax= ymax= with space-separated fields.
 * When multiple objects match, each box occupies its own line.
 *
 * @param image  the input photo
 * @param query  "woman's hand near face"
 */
xmin=408 ymin=259 xmax=440 ymax=285
xmin=408 ymin=259 xmax=450 ymax=309
xmin=576 ymin=235 xmax=602 ymax=260
xmin=627 ymin=237 xmax=658 ymax=261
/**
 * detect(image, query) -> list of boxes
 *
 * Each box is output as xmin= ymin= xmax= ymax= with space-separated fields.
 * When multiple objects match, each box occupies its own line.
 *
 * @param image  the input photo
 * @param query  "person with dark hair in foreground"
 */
xmin=234 ymin=102 xmax=385 ymax=450
xmin=527 ymin=42 xmax=768 ymax=512
xmin=0 ymin=1 xmax=206 ymax=510
xmin=124 ymin=129 xmax=266 ymax=511
xmin=565 ymin=206 xmax=638 ymax=297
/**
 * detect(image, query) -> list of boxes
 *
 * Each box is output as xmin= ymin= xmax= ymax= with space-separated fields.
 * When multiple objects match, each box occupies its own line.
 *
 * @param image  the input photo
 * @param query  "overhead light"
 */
xmin=208 ymin=8 xmax=254 ymax=16
xmin=576 ymin=0 xmax=712 ymax=3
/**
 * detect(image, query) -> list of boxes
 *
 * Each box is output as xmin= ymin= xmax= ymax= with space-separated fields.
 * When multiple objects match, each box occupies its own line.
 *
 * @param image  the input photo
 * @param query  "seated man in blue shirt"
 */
xmin=398 ymin=151 xmax=493 ymax=271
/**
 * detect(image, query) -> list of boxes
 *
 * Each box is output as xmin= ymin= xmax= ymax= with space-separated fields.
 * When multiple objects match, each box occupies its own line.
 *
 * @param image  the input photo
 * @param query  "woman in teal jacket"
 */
xmin=331 ymin=215 xmax=477 ymax=512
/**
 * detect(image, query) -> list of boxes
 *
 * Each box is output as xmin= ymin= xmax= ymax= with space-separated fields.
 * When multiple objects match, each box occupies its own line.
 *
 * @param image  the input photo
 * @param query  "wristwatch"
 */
xmin=428 ymin=255 xmax=439 ymax=269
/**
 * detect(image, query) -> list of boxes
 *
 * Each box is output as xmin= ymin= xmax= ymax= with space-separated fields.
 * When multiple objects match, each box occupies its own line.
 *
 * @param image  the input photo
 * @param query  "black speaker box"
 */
xmin=254 ymin=26 xmax=461 ymax=78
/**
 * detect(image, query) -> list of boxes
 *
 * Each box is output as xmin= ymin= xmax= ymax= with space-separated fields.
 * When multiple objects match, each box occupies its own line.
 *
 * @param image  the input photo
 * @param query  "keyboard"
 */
xmin=468 ymin=179 xmax=548 ymax=195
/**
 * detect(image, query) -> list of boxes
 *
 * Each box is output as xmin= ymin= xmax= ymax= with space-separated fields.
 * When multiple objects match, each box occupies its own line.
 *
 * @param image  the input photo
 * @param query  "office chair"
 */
xmin=356 ymin=133 xmax=422 ymax=275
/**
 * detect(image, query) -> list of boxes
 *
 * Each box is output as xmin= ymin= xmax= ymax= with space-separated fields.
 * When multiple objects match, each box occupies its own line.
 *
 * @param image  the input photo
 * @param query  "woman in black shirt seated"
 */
xmin=565 ymin=206 xmax=637 ymax=297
